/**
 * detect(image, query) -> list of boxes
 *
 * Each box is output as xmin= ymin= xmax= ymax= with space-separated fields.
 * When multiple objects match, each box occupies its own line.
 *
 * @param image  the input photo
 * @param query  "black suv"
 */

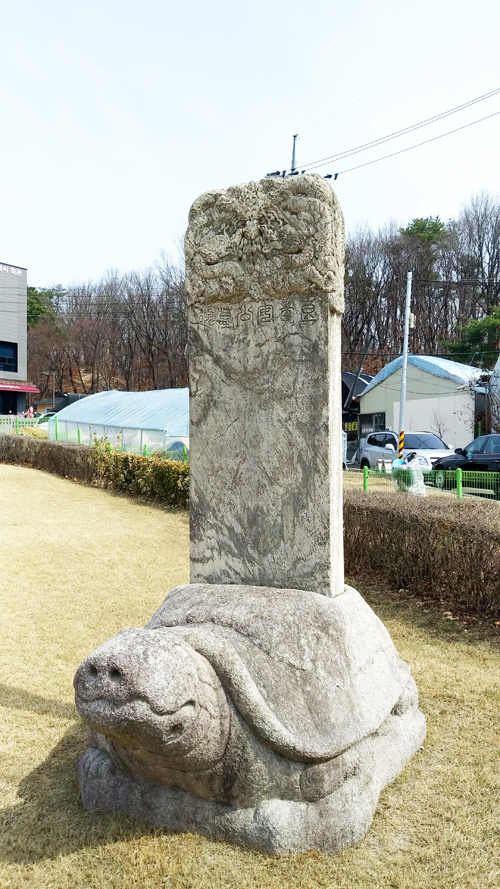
xmin=433 ymin=434 xmax=500 ymax=496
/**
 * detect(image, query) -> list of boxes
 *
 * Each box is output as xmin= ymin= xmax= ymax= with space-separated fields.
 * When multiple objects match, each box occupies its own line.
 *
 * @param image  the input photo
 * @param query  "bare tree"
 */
xmin=28 ymin=259 xmax=188 ymax=396
xmin=429 ymin=408 xmax=449 ymax=441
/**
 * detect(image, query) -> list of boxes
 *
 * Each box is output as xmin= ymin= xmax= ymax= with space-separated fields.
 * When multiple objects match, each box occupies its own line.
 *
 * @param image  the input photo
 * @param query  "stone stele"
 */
xmin=75 ymin=584 xmax=426 ymax=854
xmin=74 ymin=175 xmax=426 ymax=854
xmin=185 ymin=174 xmax=345 ymax=597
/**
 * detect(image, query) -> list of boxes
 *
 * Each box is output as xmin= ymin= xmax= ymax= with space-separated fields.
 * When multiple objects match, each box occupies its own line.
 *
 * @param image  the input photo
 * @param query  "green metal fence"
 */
xmin=114 ymin=444 xmax=189 ymax=462
xmin=1 ymin=415 xmax=188 ymax=463
xmin=54 ymin=428 xmax=83 ymax=444
xmin=431 ymin=467 xmax=499 ymax=499
xmin=55 ymin=418 xmax=188 ymax=462
xmin=343 ymin=466 xmax=500 ymax=501
xmin=0 ymin=416 xmax=39 ymax=432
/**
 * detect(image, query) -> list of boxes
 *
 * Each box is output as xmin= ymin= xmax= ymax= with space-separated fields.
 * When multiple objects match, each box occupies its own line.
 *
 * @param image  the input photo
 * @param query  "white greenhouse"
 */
xmin=48 ymin=388 xmax=189 ymax=456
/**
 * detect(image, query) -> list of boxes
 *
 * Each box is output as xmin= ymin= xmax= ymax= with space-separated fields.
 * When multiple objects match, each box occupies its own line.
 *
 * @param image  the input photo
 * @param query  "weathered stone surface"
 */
xmin=185 ymin=174 xmax=345 ymax=597
xmin=75 ymin=176 xmax=426 ymax=855
xmin=74 ymin=583 xmax=426 ymax=853
xmin=184 ymin=176 xmax=344 ymax=310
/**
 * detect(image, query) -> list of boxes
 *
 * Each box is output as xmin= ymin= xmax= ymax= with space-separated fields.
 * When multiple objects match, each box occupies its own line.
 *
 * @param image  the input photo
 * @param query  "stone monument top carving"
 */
xmin=185 ymin=174 xmax=344 ymax=312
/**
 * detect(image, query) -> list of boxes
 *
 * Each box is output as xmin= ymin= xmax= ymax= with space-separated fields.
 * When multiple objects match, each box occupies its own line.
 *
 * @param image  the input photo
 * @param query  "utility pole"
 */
xmin=42 ymin=370 xmax=56 ymax=409
xmin=291 ymin=134 xmax=298 ymax=173
xmin=343 ymin=334 xmax=374 ymax=412
xmin=398 ymin=272 xmax=412 ymax=458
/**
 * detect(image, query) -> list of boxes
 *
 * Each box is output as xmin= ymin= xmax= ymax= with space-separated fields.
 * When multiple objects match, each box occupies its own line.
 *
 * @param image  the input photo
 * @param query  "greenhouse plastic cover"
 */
xmin=360 ymin=355 xmax=482 ymax=397
xmin=55 ymin=388 xmax=189 ymax=435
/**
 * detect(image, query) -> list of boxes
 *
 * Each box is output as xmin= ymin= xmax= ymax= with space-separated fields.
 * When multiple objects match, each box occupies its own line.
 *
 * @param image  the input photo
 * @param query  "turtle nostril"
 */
xmin=169 ymin=723 xmax=183 ymax=737
xmin=88 ymin=665 xmax=98 ymax=678
xmin=109 ymin=668 xmax=122 ymax=684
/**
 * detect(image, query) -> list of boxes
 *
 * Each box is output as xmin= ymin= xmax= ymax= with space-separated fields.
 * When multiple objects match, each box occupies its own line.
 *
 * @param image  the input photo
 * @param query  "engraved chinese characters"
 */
xmin=186 ymin=174 xmax=345 ymax=597
xmin=191 ymin=297 xmax=320 ymax=331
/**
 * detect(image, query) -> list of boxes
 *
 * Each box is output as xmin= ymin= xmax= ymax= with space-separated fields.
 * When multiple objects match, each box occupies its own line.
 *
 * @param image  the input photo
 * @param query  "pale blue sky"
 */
xmin=1 ymin=0 xmax=500 ymax=287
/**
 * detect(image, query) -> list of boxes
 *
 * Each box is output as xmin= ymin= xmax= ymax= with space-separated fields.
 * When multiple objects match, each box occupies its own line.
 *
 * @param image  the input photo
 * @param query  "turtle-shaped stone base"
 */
xmin=74 ymin=583 xmax=426 ymax=854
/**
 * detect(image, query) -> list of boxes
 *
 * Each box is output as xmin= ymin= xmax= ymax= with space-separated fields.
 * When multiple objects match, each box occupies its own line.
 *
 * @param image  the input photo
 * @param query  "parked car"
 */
xmin=432 ymin=433 xmax=500 ymax=496
xmin=359 ymin=431 xmax=453 ymax=472
xmin=34 ymin=411 xmax=56 ymax=425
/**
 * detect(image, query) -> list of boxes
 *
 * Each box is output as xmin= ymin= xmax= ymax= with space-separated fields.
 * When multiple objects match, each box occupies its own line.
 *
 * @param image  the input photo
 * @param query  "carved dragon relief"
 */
xmin=185 ymin=175 xmax=344 ymax=314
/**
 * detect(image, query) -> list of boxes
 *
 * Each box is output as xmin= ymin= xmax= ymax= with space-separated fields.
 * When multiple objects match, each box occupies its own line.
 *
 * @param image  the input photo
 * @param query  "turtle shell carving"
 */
xmin=74 ymin=584 xmax=421 ymax=809
xmin=145 ymin=583 xmax=411 ymax=760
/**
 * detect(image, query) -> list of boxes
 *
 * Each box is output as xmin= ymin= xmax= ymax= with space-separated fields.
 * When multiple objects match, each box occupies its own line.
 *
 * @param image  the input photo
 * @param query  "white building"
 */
xmin=358 ymin=355 xmax=485 ymax=450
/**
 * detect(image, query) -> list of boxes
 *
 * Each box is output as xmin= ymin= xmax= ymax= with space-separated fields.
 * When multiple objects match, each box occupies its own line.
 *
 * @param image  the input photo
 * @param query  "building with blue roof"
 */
xmin=358 ymin=355 xmax=485 ymax=450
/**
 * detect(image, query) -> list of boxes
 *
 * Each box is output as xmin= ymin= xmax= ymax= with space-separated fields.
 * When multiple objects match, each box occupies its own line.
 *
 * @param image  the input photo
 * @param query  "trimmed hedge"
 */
xmin=2 ymin=433 xmax=498 ymax=610
xmin=344 ymin=489 xmax=500 ymax=613
xmin=0 ymin=433 xmax=189 ymax=509
xmin=90 ymin=444 xmax=189 ymax=508
xmin=0 ymin=433 xmax=95 ymax=482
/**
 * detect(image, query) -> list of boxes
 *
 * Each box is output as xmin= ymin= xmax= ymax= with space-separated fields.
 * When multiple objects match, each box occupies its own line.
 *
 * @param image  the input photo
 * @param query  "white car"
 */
xmin=359 ymin=431 xmax=454 ymax=472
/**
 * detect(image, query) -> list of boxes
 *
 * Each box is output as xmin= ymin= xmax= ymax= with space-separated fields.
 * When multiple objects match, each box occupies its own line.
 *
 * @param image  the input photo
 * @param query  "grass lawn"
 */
xmin=0 ymin=463 xmax=499 ymax=889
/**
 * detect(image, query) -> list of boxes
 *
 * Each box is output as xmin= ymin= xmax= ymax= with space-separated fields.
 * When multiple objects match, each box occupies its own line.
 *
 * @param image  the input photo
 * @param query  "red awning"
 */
xmin=0 ymin=383 xmax=40 ymax=393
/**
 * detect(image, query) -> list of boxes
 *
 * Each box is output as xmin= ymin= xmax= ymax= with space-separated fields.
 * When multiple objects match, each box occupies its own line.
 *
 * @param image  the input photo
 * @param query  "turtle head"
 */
xmin=74 ymin=628 xmax=230 ymax=779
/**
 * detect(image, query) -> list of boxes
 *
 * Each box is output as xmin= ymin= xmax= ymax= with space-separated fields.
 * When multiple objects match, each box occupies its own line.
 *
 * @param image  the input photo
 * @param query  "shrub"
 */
xmin=0 ymin=433 xmax=95 ymax=482
xmin=0 ymin=433 xmax=189 ymax=508
xmin=344 ymin=489 xmax=500 ymax=613
xmin=4 ymin=433 xmax=498 ymax=608
xmin=89 ymin=441 xmax=189 ymax=508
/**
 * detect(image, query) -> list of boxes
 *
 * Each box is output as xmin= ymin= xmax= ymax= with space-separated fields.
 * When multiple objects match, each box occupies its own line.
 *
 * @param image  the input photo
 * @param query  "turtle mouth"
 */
xmin=76 ymin=691 xmax=196 ymax=716
xmin=75 ymin=694 xmax=198 ymax=744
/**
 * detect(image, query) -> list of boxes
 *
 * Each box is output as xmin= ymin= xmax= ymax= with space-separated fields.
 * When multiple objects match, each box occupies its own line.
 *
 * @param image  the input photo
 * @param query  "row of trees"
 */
xmin=28 ymin=256 xmax=188 ymax=401
xmin=343 ymin=191 xmax=500 ymax=373
xmin=28 ymin=191 xmax=500 ymax=400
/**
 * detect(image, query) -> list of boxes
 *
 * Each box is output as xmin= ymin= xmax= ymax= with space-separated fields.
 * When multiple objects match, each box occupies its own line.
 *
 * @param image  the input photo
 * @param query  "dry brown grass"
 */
xmin=1 ymin=464 xmax=499 ymax=889
xmin=12 ymin=426 xmax=48 ymax=439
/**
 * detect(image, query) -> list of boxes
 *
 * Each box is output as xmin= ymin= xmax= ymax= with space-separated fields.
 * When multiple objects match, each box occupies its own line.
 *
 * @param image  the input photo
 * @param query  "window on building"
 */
xmin=360 ymin=413 xmax=386 ymax=438
xmin=0 ymin=341 xmax=18 ymax=373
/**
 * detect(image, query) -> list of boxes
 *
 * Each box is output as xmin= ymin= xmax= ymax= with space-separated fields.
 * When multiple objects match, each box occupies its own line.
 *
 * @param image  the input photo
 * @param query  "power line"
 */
xmin=298 ymin=12 xmax=500 ymax=135
xmin=297 ymin=87 xmax=500 ymax=172
xmin=341 ymin=350 xmax=500 ymax=359
xmin=331 ymin=108 xmax=500 ymax=177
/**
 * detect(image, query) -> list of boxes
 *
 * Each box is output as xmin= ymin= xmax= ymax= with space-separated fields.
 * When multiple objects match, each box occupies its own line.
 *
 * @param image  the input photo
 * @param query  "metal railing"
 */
xmin=343 ymin=466 xmax=500 ymax=501
xmin=2 ymin=415 xmax=189 ymax=463
xmin=44 ymin=417 xmax=187 ymax=460
xmin=114 ymin=444 xmax=189 ymax=462
xmin=0 ymin=416 xmax=39 ymax=431
xmin=55 ymin=428 xmax=82 ymax=444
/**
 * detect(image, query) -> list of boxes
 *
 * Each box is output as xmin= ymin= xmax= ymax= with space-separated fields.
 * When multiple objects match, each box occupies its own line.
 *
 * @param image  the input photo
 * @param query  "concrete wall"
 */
xmin=0 ymin=262 xmax=27 ymax=380
xmin=392 ymin=392 xmax=474 ymax=448
xmin=360 ymin=365 xmax=475 ymax=449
